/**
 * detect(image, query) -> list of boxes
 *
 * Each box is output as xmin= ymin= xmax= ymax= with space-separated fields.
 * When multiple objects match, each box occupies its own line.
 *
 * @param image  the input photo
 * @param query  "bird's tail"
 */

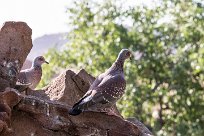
xmin=68 ymin=98 xmax=84 ymax=116
xmin=68 ymin=95 xmax=95 ymax=116
xmin=68 ymin=106 xmax=82 ymax=116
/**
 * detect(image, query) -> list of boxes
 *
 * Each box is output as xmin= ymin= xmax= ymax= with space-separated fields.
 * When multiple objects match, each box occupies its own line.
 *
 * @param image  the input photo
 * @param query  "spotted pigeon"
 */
xmin=69 ymin=49 xmax=132 ymax=116
xmin=16 ymin=56 xmax=49 ymax=89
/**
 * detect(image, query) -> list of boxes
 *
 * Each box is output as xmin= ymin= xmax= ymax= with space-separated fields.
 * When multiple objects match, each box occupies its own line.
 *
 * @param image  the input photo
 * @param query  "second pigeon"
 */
xmin=16 ymin=56 xmax=49 ymax=89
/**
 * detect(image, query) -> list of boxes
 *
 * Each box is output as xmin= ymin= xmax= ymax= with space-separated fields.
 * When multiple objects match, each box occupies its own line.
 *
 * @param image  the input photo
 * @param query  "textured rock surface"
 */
xmin=0 ymin=88 xmax=22 ymax=136
xmin=14 ymin=69 xmax=141 ymax=136
xmin=0 ymin=21 xmax=32 ymax=89
xmin=127 ymin=118 xmax=153 ymax=136
xmin=0 ymin=21 xmax=151 ymax=136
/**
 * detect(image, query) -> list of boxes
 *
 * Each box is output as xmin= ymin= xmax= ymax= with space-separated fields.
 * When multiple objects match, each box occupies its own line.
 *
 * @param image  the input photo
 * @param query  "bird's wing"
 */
xmin=16 ymin=70 xmax=31 ymax=85
xmin=88 ymin=73 xmax=105 ymax=90
xmin=92 ymin=74 xmax=126 ymax=104
xmin=73 ymin=74 xmax=126 ymax=110
xmin=72 ymin=73 xmax=105 ymax=106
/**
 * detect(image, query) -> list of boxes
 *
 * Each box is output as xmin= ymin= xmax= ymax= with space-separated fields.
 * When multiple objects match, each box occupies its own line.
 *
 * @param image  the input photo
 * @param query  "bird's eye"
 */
xmin=126 ymin=52 xmax=130 ymax=56
xmin=39 ymin=57 xmax=44 ymax=61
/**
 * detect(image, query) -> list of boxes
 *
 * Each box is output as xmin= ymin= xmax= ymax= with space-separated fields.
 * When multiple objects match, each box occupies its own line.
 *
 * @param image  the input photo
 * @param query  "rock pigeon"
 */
xmin=69 ymin=49 xmax=132 ymax=116
xmin=16 ymin=56 xmax=49 ymax=89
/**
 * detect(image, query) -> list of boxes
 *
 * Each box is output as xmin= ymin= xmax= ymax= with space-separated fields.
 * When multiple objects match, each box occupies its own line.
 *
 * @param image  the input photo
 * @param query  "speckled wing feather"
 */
xmin=92 ymin=74 xmax=126 ymax=104
xmin=71 ymin=74 xmax=106 ymax=109
xmin=16 ymin=70 xmax=31 ymax=85
xmin=72 ymin=74 xmax=126 ymax=112
xmin=16 ymin=67 xmax=42 ymax=89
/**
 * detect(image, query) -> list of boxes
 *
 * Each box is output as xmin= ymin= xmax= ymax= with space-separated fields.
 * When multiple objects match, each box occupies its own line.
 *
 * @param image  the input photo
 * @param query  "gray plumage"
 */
xmin=16 ymin=56 xmax=49 ymax=89
xmin=69 ymin=49 xmax=132 ymax=116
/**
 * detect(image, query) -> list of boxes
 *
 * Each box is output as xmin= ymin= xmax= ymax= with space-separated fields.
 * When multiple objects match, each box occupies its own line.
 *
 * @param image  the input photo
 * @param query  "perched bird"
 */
xmin=16 ymin=56 xmax=49 ymax=89
xmin=69 ymin=49 xmax=132 ymax=116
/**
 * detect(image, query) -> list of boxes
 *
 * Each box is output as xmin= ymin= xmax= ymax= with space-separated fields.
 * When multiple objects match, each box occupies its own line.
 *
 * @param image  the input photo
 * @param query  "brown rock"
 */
xmin=72 ymin=69 xmax=95 ymax=94
xmin=0 ymin=89 xmax=22 ymax=136
xmin=12 ymin=111 xmax=68 ymax=136
xmin=0 ymin=21 xmax=32 ymax=89
xmin=13 ymin=69 xmax=142 ymax=136
xmin=127 ymin=118 xmax=153 ymax=136
xmin=44 ymin=70 xmax=82 ymax=105
xmin=38 ymin=69 xmax=95 ymax=106
xmin=15 ymin=94 xmax=141 ymax=136
xmin=0 ymin=78 xmax=10 ymax=92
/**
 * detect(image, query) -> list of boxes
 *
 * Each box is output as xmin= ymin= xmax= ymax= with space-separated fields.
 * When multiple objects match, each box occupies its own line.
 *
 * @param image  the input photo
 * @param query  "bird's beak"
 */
xmin=45 ymin=61 xmax=49 ymax=64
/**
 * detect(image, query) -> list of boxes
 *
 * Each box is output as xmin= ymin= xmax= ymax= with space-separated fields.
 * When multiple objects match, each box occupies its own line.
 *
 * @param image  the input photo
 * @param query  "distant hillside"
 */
xmin=27 ymin=33 xmax=68 ymax=61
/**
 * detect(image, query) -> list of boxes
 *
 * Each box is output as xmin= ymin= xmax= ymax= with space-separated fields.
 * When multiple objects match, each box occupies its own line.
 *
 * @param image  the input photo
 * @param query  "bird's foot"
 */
xmin=106 ymin=110 xmax=118 ymax=116
xmin=103 ymin=108 xmax=122 ymax=118
xmin=87 ymin=108 xmax=122 ymax=118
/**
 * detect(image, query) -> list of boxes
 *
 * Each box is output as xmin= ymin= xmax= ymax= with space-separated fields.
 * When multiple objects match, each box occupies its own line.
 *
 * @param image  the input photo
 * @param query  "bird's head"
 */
xmin=34 ymin=56 xmax=49 ymax=66
xmin=117 ymin=49 xmax=132 ymax=61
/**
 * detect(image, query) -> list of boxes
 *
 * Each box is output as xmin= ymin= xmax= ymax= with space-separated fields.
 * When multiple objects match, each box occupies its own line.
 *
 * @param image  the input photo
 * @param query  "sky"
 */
xmin=0 ymin=0 xmax=70 ymax=39
xmin=0 ymin=0 xmax=152 ymax=40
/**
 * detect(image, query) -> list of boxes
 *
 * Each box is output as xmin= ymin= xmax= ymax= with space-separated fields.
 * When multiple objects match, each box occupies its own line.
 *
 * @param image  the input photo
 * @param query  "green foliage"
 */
xmin=39 ymin=0 xmax=204 ymax=135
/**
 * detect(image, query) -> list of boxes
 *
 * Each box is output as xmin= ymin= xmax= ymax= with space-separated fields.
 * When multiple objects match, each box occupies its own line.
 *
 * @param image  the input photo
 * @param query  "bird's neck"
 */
xmin=32 ymin=63 xmax=42 ymax=70
xmin=110 ymin=58 xmax=124 ymax=72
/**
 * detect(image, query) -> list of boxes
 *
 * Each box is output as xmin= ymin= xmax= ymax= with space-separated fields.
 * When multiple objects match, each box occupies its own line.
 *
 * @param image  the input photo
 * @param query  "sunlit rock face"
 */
xmin=0 ymin=21 xmax=32 ymax=89
xmin=0 ymin=21 xmax=150 ymax=136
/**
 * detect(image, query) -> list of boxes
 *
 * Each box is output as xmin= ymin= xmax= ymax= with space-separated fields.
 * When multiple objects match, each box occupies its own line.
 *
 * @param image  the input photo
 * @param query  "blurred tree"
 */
xmin=39 ymin=0 xmax=204 ymax=135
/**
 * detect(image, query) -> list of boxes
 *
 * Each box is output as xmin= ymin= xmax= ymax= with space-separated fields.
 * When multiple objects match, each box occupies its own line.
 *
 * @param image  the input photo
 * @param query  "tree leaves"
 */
xmin=40 ymin=0 xmax=204 ymax=135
